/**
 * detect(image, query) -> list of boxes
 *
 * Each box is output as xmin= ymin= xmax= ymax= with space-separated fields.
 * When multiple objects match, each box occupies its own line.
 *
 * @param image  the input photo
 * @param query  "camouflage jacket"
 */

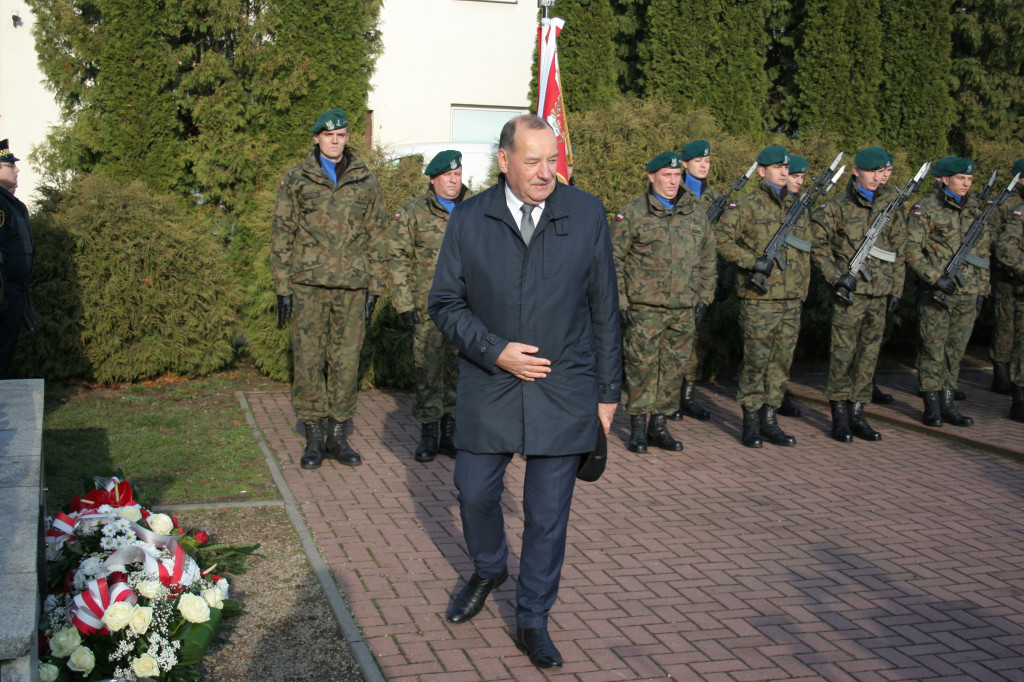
xmin=716 ymin=180 xmax=811 ymax=300
xmin=270 ymin=146 xmax=388 ymax=297
xmin=991 ymin=184 xmax=1024 ymax=283
xmin=994 ymin=198 xmax=1024 ymax=295
xmin=388 ymin=184 xmax=471 ymax=314
xmin=611 ymin=186 xmax=716 ymax=310
xmin=810 ymin=177 xmax=907 ymax=298
xmin=680 ymin=174 xmax=723 ymax=219
xmin=905 ymin=187 xmax=990 ymax=296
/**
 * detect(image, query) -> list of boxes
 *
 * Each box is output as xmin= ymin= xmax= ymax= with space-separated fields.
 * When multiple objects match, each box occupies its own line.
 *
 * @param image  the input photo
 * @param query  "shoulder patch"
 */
xmin=818 ymin=204 xmax=826 ymax=210
xmin=912 ymin=203 xmax=921 ymax=209
xmin=986 ymin=200 xmax=994 ymax=206
xmin=912 ymin=210 xmax=922 ymax=217
xmin=1014 ymin=209 xmax=1022 ymax=217
xmin=727 ymin=203 xmax=737 ymax=209
xmin=615 ymin=213 xmax=624 ymax=221
xmin=393 ymin=212 xmax=401 ymax=220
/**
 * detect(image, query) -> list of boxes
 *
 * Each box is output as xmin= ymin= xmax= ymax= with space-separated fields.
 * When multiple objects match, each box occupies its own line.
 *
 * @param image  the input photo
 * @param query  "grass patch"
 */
xmin=43 ymin=364 xmax=284 ymax=509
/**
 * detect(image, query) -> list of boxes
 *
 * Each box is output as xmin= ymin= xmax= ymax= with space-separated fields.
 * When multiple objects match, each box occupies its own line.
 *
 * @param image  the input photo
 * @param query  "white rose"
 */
xmin=101 ymin=601 xmax=135 ymax=632
xmin=177 ymin=592 xmax=210 ymax=623
xmin=202 ymin=587 xmax=224 ymax=610
xmin=38 ymin=662 xmax=60 ymax=682
xmin=49 ymin=626 xmax=82 ymax=658
xmin=216 ymin=577 xmax=230 ymax=599
xmin=132 ymin=653 xmax=161 ymax=678
xmin=117 ymin=505 xmax=142 ymax=522
xmin=136 ymin=580 xmax=164 ymax=599
xmin=129 ymin=605 xmax=154 ymax=635
xmin=67 ymin=645 xmax=96 ymax=675
xmin=146 ymin=513 xmax=174 ymax=535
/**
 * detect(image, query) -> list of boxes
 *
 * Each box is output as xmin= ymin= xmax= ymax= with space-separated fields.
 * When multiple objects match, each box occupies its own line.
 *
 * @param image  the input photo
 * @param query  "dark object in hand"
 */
xmin=835 ymin=274 xmax=857 ymax=293
xmin=277 ymin=295 xmax=292 ymax=329
xmin=752 ymin=257 xmax=774 ymax=277
xmin=934 ymin=275 xmax=957 ymax=296
xmin=400 ymin=309 xmax=420 ymax=332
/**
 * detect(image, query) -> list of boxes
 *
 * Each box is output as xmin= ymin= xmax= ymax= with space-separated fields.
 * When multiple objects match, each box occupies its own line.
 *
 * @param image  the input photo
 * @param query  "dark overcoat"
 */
xmin=428 ymin=177 xmax=621 ymax=456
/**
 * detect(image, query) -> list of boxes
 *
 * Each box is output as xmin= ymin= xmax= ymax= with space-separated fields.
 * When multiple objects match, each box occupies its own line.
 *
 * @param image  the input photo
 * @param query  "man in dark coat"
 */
xmin=428 ymin=115 xmax=621 ymax=669
xmin=0 ymin=139 xmax=35 ymax=379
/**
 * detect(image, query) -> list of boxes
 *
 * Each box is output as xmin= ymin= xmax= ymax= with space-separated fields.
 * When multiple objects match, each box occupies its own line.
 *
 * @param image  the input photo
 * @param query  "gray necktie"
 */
xmin=520 ymin=203 xmax=536 ymax=246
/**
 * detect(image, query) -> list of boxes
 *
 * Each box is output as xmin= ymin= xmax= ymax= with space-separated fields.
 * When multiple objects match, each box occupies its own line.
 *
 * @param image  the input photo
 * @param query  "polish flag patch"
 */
xmin=615 ymin=213 xmax=624 ymax=221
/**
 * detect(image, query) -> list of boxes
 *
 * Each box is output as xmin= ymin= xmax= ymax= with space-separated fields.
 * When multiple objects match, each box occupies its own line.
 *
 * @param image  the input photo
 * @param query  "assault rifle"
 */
xmin=706 ymin=161 xmax=758 ymax=225
xmin=749 ymin=152 xmax=846 ymax=294
xmin=834 ymin=161 xmax=931 ymax=305
xmin=932 ymin=171 xmax=1022 ymax=310
xmin=977 ymin=170 xmax=998 ymax=203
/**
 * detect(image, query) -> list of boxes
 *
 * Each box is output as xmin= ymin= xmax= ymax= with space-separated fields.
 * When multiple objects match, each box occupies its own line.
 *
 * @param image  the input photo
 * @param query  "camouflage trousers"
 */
xmin=736 ymin=298 xmax=802 ymax=411
xmin=1011 ymin=296 xmax=1024 ymax=385
xmin=411 ymin=306 xmax=457 ymax=423
xmin=824 ymin=294 xmax=886 ymax=403
xmin=623 ymin=304 xmax=696 ymax=415
xmin=916 ymin=291 xmax=977 ymax=392
xmin=990 ymin=276 xmax=1015 ymax=363
xmin=290 ymin=283 xmax=366 ymax=423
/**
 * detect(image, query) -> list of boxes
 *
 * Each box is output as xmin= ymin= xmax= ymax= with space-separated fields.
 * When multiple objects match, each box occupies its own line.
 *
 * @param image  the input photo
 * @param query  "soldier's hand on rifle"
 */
xmin=619 ymin=307 xmax=634 ymax=329
xmin=752 ymin=257 xmax=774 ymax=277
xmin=934 ymin=275 xmax=957 ymax=296
xmin=976 ymin=295 xmax=986 ymax=313
xmin=400 ymin=309 xmax=420 ymax=332
xmin=365 ymin=293 xmax=379 ymax=324
xmin=886 ymin=295 xmax=900 ymax=316
xmin=277 ymin=295 xmax=292 ymax=329
xmin=694 ymin=302 xmax=708 ymax=327
xmin=835 ymin=274 xmax=857 ymax=294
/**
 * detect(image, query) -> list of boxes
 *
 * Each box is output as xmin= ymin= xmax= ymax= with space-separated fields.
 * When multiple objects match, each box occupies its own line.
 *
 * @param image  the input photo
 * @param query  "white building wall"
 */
xmin=369 ymin=0 xmax=539 ymax=187
xmin=0 ymin=0 xmax=61 ymax=208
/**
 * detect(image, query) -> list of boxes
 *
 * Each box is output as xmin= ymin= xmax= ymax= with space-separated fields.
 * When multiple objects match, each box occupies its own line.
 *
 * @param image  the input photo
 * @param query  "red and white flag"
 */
xmin=537 ymin=16 xmax=573 ymax=184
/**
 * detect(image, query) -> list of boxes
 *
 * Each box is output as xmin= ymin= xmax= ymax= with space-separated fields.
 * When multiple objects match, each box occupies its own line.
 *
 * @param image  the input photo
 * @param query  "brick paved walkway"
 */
xmin=246 ymin=368 xmax=1024 ymax=681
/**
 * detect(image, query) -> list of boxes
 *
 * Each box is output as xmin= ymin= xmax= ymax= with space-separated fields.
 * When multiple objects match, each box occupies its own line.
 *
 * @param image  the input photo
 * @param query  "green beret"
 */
xmin=884 ymin=151 xmax=894 ymax=168
xmin=854 ymin=147 xmax=889 ymax=171
xmin=424 ymin=150 xmax=462 ymax=177
xmin=787 ymin=154 xmax=808 ymax=174
xmin=1011 ymin=158 xmax=1024 ymax=177
xmin=757 ymin=145 xmax=789 ymax=166
xmin=944 ymin=157 xmax=974 ymax=176
xmin=680 ymin=140 xmax=711 ymax=161
xmin=932 ymin=156 xmax=957 ymax=177
xmin=312 ymin=108 xmax=349 ymax=134
xmin=646 ymin=151 xmax=683 ymax=172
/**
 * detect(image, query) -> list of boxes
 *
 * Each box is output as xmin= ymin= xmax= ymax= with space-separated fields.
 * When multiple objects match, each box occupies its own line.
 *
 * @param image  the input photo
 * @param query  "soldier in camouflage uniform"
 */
xmin=667 ymin=140 xmax=720 ymax=423
xmin=992 ymin=171 xmax=1024 ymax=422
xmin=271 ymin=108 xmax=388 ymax=469
xmin=612 ymin=152 xmax=716 ymax=453
xmin=388 ymin=150 xmax=470 ymax=462
xmin=905 ymin=156 xmax=987 ymax=427
xmin=988 ymin=158 xmax=1024 ymax=395
xmin=717 ymin=145 xmax=811 ymax=448
xmin=811 ymin=147 xmax=906 ymax=443
xmin=776 ymin=154 xmax=811 ymax=419
xmin=869 ymin=151 xmax=900 ymax=405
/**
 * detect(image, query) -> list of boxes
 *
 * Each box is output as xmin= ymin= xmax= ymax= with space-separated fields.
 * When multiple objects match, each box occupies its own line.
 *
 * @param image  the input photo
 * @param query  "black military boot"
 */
xmin=325 ymin=419 xmax=363 ymax=465
xmin=760 ymin=405 xmax=797 ymax=446
xmin=677 ymin=380 xmax=711 ymax=421
xmin=778 ymin=394 xmax=802 ymax=418
xmin=741 ymin=409 xmax=763 ymax=448
xmin=300 ymin=421 xmax=326 ymax=469
xmin=871 ymin=380 xmax=894 ymax=404
xmin=1010 ymin=384 xmax=1024 ymax=423
xmin=955 ymin=389 xmax=967 ymax=401
xmin=647 ymin=414 xmax=684 ymax=451
xmin=992 ymin=361 xmax=1012 ymax=395
xmin=627 ymin=414 xmax=648 ymax=453
xmin=829 ymin=400 xmax=853 ymax=443
xmin=921 ymin=391 xmax=942 ymax=427
xmin=439 ymin=414 xmax=457 ymax=457
xmin=415 ymin=421 xmax=439 ymax=462
xmin=939 ymin=389 xmax=973 ymax=427
xmin=848 ymin=401 xmax=881 ymax=441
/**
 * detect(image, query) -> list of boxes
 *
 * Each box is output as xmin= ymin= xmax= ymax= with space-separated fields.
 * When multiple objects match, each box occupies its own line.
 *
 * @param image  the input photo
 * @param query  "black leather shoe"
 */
xmin=939 ymin=389 xmax=973 ymax=427
xmin=741 ymin=409 xmax=762 ymax=448
xmin=992 ymin=361 xmax=1012 ymax=395
xmin=829 ymin=400 xmax=853 ymax=443
xmin=300 ymin=421 xmax=325 ymax=469
xmin=778 ymin=394 xmax=802 ymax=418
xmin=848 ymin=401 xmax=881 ymax=441
xmin=647 ymin=414 xmax=683 ymax=451
xmin=627 ymin=414 xmax=648 ymax=453
xmin=921 ymin=391 xmax=942 ymax=427
xmin=325 ymin=419 xmax=362 ymax=466
xmin=414 ymin=421 xmax=439 ymax=462
xmin=514 ymin=627 xmax=563 ymax=669
xmin=446 ymin=570 xmax=508 ymax=624
xmin=954 ymin=389 xmax=967 ymax=401
xmin=760 ymin=405 xmax=796 ymax=446
xmin=679 ymin=380 xmax=711 ymax=421
xmin=871 ymin=380 xmax=895 ymax=404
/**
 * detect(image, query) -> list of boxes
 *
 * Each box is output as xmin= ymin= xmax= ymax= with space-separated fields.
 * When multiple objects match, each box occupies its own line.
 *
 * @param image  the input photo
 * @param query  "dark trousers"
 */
xmin=0 ymin=283 xmax=28 ymax=379
xmin=453 ymin=450 xmax=579 ymax=629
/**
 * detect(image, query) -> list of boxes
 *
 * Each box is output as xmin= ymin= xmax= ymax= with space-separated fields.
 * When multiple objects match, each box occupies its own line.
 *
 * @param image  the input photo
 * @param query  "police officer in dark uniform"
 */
xmin=0 ymin=139 xmax=35 ymax=379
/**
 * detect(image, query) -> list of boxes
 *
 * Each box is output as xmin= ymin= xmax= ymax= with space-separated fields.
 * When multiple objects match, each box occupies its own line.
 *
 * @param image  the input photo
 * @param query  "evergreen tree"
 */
xmin=609 ymin=0 xmax=648 ymax=97
xmin=949 ymin=0 xmax=1024 ymax=153
xmin=792 ymin=0 xmax=885 ymax=147
xmin=877 ymin=2 xmax=954 ymax=162
xmin=553 ymin=0 xmax=621 ymax=112
xmin=764 ymin=0 xmax=801 ymax=135
xmin=638 ymin=0 xmax=771 ymax=137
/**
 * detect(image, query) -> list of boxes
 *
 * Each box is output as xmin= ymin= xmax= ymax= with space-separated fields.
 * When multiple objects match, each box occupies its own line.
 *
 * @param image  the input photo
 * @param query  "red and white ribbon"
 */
xmin=71 ymin=577 xmax=137 ymax=635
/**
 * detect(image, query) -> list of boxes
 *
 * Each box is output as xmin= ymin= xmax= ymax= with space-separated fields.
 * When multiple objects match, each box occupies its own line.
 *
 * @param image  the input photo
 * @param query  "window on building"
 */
xmin=451 ymin=106 xmax=530 ymax=144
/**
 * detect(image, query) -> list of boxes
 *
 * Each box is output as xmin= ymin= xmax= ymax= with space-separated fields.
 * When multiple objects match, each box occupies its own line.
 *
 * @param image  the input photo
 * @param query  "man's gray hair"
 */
xmin=498 ymin=115 xmax=552 ymax=152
